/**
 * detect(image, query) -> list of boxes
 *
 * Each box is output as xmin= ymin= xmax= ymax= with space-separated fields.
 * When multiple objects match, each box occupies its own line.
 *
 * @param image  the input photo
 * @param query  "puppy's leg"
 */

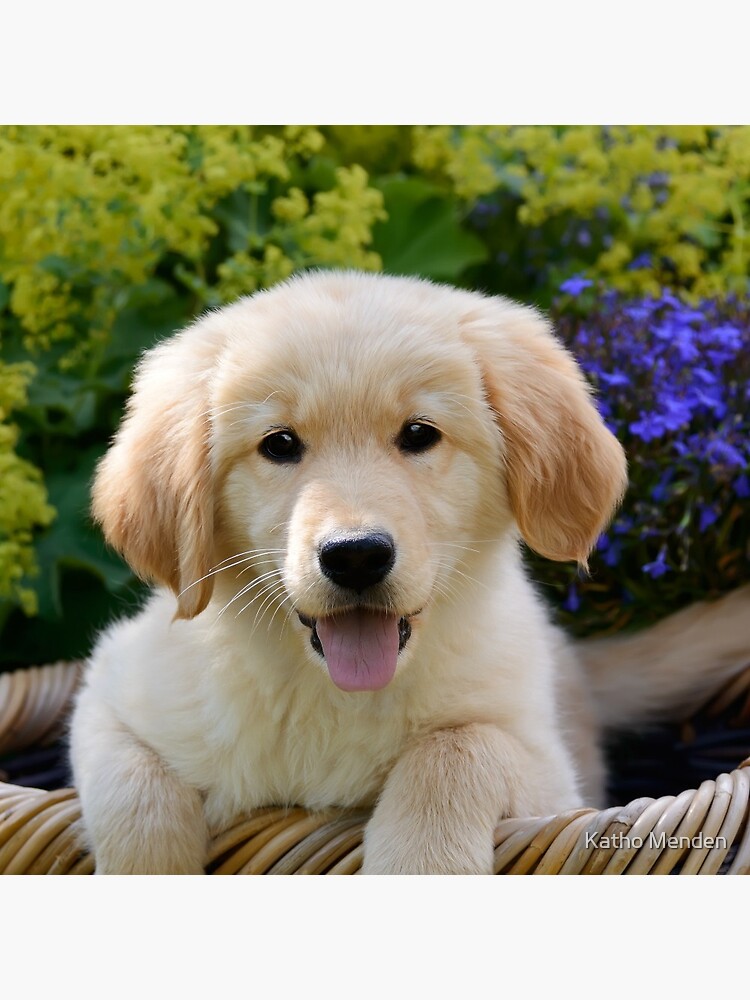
xmin=362 ymin=723 xmax=580 ymax=875
xmin=70 ymin=691 xmax=207 ymax=874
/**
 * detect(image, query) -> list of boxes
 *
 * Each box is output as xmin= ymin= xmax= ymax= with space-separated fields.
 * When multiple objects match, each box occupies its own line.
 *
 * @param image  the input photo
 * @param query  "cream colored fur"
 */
xmin=69 ymin=271 xmax=749 ymax=874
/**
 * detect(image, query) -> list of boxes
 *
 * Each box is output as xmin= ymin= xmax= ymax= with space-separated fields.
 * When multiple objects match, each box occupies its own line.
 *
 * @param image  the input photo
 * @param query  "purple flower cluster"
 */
xmin=539 ymin=284 xmax=750 ymax=635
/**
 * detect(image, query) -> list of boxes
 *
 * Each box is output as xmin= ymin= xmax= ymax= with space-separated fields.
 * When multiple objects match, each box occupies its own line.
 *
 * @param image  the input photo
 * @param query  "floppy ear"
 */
xmin=462 ymin=298 xmax=627 ymax=564
xmin=92 ymin=324 xmax=222 ymax=619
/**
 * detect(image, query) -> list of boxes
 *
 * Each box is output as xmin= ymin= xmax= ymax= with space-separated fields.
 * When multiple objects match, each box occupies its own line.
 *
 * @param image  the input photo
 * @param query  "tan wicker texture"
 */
xmin=0 ymin=661 xmax=82 ymax=756
xmin=1 ymin=661 xmax=748 ymax=874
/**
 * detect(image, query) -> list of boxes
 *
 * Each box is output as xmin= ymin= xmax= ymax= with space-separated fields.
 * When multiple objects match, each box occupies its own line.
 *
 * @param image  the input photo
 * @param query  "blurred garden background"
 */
xmin=0 ymin=124 xmax=748 ymax=671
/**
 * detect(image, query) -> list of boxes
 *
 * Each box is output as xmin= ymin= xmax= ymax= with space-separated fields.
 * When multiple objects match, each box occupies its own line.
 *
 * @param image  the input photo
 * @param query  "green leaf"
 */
xmin=38 ymin=254 xmax=84 ymax=281
xmin=294 ymin=155 xmax=338 ymax=194
xmin=31 ymin=444 xmax=136 ymax=620
xmin=685 ymin=221 xmax=723 ymax=250
xmin=373 ymin=176 xmax=487 ymax=281
xmin=212 ymin=189 xmax=274 ymax=255
xmin=104 ymin=279 xmax=189 ymax=365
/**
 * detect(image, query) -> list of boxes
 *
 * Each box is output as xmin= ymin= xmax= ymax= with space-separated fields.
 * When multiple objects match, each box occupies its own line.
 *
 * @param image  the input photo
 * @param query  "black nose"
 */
xmin=319 ymin=533 xmax=396 ymax=592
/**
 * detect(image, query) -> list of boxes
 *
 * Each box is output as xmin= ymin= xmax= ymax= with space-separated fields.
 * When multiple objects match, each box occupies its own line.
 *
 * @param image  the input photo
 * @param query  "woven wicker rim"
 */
xmin=1 ymin=661 xmax=748 ymax=874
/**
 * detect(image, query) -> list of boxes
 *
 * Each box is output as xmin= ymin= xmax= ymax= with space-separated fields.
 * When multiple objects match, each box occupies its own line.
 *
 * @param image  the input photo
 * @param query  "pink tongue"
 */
xmin=316 ymin=610 xmax=400 ymax=691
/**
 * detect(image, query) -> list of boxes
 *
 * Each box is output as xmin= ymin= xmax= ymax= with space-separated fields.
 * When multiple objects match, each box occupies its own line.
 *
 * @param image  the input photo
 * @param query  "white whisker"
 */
xmin=217 ymin=569 xmax=285 ymax=619
xmin=431 ymin=541 xmax=481 ymax=556
xmin=450 ymin=566 xmax=493 ymax=594
xmin=211 ymin=547 xmax=286 ymax=569
xmin=199 ymin=392 xmax=284 ymax=423
xmin=179 ymin=547 xmax=287 ymax=597
xmin=246 ymin=581 xmax=291 ymax=630
xmin=280 ymin=580 xmax=318 ymax=637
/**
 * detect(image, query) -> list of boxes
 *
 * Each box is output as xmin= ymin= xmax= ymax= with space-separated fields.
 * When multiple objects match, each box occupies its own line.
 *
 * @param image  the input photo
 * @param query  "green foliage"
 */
xmin=0 ymin=356 xmax=55 ymax=617
xmin=0 ymin=125 xmax=385 ymax=355
xmin=372 ymin=177 xmax=487 ymax=280
xmin=0 ymin=279 xmax=190 ymax=663
xmin=410 ymin=125 xmax=750 ymax=300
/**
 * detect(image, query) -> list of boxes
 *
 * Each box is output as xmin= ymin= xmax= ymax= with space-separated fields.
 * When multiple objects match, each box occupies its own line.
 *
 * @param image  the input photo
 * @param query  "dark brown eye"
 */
xmin=260 ymin=430 xmax=303 ymax=463
xmin=397 ymin=421 xmax=441 ymax=454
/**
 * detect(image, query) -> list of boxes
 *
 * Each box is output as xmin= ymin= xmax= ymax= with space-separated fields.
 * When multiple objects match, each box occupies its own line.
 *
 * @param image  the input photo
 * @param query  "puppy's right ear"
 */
xmin=92 ymin=323 xmax=223 ymax=619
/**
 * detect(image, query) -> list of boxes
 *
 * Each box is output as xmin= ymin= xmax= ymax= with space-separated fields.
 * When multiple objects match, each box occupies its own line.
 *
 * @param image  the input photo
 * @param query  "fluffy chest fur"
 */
xmin=84 ymin=544 xmax=573 ymax=831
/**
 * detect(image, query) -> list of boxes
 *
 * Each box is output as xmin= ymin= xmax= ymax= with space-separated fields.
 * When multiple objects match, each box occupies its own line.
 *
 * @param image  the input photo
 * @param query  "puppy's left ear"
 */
xmin=462 ymin=298 xmax=627 ymax=565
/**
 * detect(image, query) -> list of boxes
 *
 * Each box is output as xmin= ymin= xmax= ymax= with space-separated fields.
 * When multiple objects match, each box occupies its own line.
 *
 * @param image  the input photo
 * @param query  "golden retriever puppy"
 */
xmin=68 ymin=270 xmax=744 ymax=874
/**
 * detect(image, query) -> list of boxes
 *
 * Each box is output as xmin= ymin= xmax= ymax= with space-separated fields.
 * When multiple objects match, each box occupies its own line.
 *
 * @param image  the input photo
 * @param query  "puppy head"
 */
xmin=92 ymin=277 xmax=500 ymax=644
xmin=93 ymin=271 xmax=626 ymax=689
xmin=209 ymin=273 xmax=504 ymax=690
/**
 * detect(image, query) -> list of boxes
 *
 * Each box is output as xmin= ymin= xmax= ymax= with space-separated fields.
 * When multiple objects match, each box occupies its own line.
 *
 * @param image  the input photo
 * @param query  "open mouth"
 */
xmin=297 ymin=609 xmax=416 ymax=692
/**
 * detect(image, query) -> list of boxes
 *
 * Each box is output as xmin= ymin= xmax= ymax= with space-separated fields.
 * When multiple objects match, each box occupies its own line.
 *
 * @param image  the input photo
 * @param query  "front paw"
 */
xmin=362 ymin=822 xmax=494 ymax=875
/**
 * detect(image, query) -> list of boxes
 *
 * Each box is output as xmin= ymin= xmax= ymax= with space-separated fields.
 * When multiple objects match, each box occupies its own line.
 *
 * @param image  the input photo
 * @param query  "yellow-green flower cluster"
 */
xmin=0 ymin=125 xmax=384 ymax=353
xmin=214 ymin=165 xmax=386 ymax=301
xmin=412 ymin=125 xmax=750 ymax=297
xmin=0 ymin=359 xmax=55 ymax=613
xmin=1 ymin=126 xmax=206 ymax=351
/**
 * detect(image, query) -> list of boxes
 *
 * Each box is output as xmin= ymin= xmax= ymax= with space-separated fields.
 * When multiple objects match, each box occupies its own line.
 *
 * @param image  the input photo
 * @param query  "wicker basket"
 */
xmin=1 ymin=660 xmax=748 ymax=874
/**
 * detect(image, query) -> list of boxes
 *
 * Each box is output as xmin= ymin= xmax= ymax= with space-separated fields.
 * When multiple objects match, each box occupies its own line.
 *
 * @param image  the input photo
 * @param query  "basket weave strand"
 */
xmin=0 ymin=661 xmax=81 ymax=756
